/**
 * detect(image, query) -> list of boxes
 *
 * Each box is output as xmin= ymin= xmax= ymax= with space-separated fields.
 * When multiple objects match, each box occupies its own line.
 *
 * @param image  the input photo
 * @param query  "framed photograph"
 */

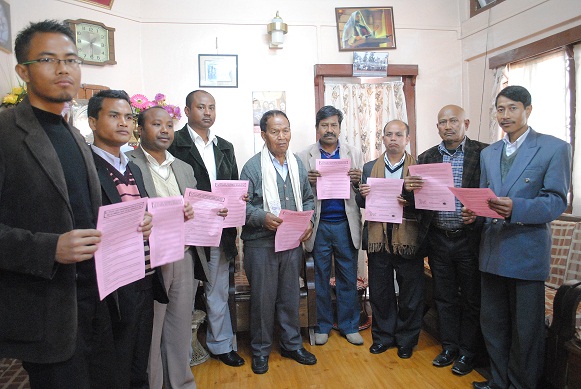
xmin=335 ymin=7 xmax=396 ymax=52
xmin=0 ymin=0 xmax=11 ymax=53
xmin=74 ymin=0 xmax=115 ymax=9
xmin=198 ymin=54 xmax=238 ymax=88
xmin=353 ymin=52 xmax=389 ymax=77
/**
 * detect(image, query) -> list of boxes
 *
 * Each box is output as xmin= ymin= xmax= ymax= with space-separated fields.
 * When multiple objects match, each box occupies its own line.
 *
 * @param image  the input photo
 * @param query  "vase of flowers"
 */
xmin=130 ymin=93 xmax=181 ymax=121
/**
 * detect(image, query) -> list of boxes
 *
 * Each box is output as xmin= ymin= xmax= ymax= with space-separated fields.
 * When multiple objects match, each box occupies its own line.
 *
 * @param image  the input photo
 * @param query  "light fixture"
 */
xmin=267 ymin=11 xmax=288 ymax=49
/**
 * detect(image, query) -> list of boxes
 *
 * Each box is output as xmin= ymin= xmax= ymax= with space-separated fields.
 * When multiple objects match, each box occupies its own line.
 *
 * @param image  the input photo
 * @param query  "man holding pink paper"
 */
xmin=240 ymin=110 xmax=316 ymax=374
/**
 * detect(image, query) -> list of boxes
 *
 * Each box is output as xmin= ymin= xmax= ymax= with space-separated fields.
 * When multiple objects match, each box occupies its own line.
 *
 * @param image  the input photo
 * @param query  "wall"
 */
xmin=1 ymin=0 xmax=463 ymax=166
xmin=460 ymin=0 xmax=581 ymax=214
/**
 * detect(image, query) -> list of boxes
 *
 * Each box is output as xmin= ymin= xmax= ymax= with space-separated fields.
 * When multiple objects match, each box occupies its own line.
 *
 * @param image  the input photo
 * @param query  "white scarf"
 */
xmin=261 ymin=143 xmax=303 ymax=216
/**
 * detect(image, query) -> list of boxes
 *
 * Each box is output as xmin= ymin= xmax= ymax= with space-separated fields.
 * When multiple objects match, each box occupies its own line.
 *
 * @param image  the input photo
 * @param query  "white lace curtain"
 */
xmin=324 ymin=81 xmax=408 ymax=162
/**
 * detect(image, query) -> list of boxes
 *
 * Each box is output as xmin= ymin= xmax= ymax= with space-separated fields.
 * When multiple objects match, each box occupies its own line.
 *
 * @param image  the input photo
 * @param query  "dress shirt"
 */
xmin=268 ymin=151 xmax=288 ymax=181
xmin=140 ymin=146 xmax=176 ymax=180
xmin=503 ymin=127 xmax=531 ymax=156
xmin=434 ymin=137 xmax=466 ymax=230
xmin=187 ymin=124 xmax=217 ymax=181
xmin=384 ymin=153 xmax=405 ymax=179
xmin=91 ymin=144 xmax=129 ymax=174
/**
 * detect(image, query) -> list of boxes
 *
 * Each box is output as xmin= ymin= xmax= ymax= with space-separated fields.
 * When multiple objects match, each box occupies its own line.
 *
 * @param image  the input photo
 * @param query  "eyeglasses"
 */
xmin=21 ymin=58 xmax=83 ymax=67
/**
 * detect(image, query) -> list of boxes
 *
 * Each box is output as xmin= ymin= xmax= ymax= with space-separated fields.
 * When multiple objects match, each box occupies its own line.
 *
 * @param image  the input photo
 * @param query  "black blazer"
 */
xmin=92 ymin=153 xmax=169 ymax=319
xmin=169 ymin=125 xmax=239 ymax=260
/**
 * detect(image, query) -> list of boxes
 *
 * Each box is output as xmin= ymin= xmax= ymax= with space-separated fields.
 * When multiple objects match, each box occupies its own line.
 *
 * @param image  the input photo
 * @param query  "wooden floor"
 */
xmin=192 ymin=326 xmax=485 ymax=389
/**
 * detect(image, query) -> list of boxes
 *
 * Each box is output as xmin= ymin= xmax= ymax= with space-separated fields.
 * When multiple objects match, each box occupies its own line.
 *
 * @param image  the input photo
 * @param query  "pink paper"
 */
xmin=274 ymin=209 xmax=314 ymax=252
xmin=316 ymin=158 xmax=351 ymax=199
xmin=183 ymin=188 xmax=227 ymax=247
xmin=408 ymin=163 xmax=456 ymax=211
xmin=365 ymin=178 xmax=404 ymax=223
xmin=211 ymin=180 xmax=248 ymax=228
xmin=147 ymin=196 xmax=186 ymax=268
xmin=448 ymin=187 xmax=504 ymax=219
xmin=95 ymin=198 xmax=147 ymax=300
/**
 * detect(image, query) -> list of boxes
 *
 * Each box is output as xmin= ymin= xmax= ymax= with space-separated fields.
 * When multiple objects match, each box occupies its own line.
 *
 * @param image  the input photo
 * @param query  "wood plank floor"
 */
xmin=192 ymin=326 xmax=485 ymax=388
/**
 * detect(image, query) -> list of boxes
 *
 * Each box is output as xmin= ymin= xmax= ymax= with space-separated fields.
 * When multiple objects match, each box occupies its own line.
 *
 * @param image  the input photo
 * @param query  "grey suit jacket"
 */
xmin=297 ymin=143 xmax=363 ymax=252
xmin=0 ymin=97 xmax=101 ymax=363
xmin=479 ymin=129 xmax=571 ymax=281
xmin=126 ymin=147 xmax=209 ymax=280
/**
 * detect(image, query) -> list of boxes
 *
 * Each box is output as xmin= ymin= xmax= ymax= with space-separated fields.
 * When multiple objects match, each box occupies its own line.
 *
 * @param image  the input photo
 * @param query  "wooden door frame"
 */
xmin=314 ymin=64 xmax=419 ymax=157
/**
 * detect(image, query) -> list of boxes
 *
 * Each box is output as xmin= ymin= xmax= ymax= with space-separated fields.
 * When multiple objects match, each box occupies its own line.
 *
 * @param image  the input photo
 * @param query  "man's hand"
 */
xmin=217 ymin=208 xmax=228 ymax=218
xmin=140 ymin=212 xmax=153 ymax=240
xmin=487 ymin=197 xmax=513 ymax=218
xmin=461 ymin=207 xmax=477 ymax=225
xmin=307 ymin=169 xmax=321 ymax=185
xmin=55 ymin=229 xmax=101 ymax=264
xmin=404 ymin=175 xmax=423 ymax=192
xmin=348 ymin=168 xmax=362 ymax=185
xmin=264 ymin=212 xmax=283 ymax=231
xmin=300 ymin=222 xmax=314 ymax=242
xmin=242 ymin=193 xmax=250 ymax=203
xmin=359 ymin=183 xmax=371 ymax=198
xmin=184 ymin=202 xmax=194 ymax=221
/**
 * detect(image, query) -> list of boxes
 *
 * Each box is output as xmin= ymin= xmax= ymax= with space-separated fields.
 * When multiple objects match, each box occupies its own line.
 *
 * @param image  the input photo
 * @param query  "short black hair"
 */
xmin=14 ymin=20 xmax=75 ymax=64
xmin=316 ymin=105 xmax=343 ymax=127
xmin=260 ymin=110 xmax=290 ymax=132
xmin=137 ymin=105 xmax=165 ymax=127
xmin=496 ymin=85 xmax=532 ymax=108
xmin=185 ymin=90 xmax=213 ymax=108
xmin=88 ymin=90 xmax=132 ymax=119
xmin=383 ymin=120 xmax=410 ymax=136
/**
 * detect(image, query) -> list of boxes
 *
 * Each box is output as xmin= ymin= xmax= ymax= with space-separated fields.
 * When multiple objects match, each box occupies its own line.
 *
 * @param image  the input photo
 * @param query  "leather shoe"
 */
xmin=472 ymin=381 xmax=492 ymax=389
xmin=369 ymin=343 xmax=392 ymax=354
xmin=215 ymin=350 xmax=245 ymax=367
xmin=432 ymin=349 xmax=458 ymax=367
xmin=251 ymin=356 xmax=269 ymax=374
xmin=397 ymin=345 xmax=413 ymax=359
xmin=280 ymin=347 xmax=317 ymax=365
xmin=452 ymin=355 xmax=474 ymax=375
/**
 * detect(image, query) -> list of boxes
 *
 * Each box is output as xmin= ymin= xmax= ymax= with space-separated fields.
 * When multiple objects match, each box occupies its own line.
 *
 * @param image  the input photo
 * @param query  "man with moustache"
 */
xmin=0 ymin=20 xmax=116 ymax=388
xmin=297 ymin=105 xmax=364 ymax=346
xmin=406 ymin=105 xmax=487 ymax=376
xmin=168 ymin=90 xmax=244 ymax=367
xmin=464 ymin=86 xmax=571 ymax=389
xmin=240 ymin=110 xmax=316 ymax=374
xmin=356 ymin=120 xmax=424 ymax=359
xmin=127 ymin=106 xmax=203 ymax=389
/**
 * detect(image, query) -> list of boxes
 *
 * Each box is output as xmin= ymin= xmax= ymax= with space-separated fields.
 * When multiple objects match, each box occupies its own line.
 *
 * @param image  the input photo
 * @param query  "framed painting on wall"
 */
xmin=198 ymin=54 xmax=238 ymax=88
xmin=0 ymin=0 xmax=11 ymax=53
xmin=335 ymin=7 xmax=396 ymax=52
xmin=74 ymin=0 xmax=115 ymax=9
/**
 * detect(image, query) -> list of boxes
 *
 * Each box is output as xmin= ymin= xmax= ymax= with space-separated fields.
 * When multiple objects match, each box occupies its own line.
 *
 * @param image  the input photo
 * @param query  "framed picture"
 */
xmin=335 ymin=7 xmax=396 ymax=52
xmin=198 ymin=54 xmax=238 ymax=88
xmin=353 ymin=52 xmax=389 ymax=77
xmin=0 ymin=0 xmax=11 ymax=53
xmin=74 ymin=0 xmax=115 ymax=9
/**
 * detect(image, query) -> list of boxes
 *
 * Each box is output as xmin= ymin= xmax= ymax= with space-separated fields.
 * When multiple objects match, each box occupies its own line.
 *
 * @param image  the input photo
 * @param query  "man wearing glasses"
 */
xmin=0 ymin=20 xmax=118 ymax=388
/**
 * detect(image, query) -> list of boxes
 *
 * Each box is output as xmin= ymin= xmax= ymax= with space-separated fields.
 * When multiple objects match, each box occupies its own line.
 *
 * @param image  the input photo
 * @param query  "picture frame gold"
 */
xmin=335 ymin=7 xmax=396 ymax=52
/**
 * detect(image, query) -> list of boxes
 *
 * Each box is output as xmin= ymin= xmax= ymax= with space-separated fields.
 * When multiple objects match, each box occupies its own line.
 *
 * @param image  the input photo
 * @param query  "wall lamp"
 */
xmin=267 ymin=11 xmax=287 ymax=49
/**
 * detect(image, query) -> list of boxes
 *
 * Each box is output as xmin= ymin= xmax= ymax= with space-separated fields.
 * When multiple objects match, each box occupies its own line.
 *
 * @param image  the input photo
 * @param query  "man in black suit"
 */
xmin=168 ymin=90 xmax=244 ymax=367
xmin=88 ymin=89 xmax=167 ymax=388
xmin=0 ymin=20 xmax=117 ymax=388
xmin=406 ymin=105 xmax=487 ymax=376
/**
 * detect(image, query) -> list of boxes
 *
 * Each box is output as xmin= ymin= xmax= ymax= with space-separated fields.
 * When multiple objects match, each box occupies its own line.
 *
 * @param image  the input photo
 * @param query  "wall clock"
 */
xmin=65 ymin=19 xmax=116 ymax=66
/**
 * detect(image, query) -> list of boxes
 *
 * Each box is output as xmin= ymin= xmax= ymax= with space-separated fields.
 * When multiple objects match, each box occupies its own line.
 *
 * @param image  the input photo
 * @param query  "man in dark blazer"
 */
xmin=406 ymin=105 xmax=488 ymax=376
xmin=88 ymin=89 xmax=166 ymax=389
xmin=168 ymin=90 xmax=244 ymax=367
xmin=0 ymin=20 xmax=117 ymax=388
xmin=465 ymin=86 xmax=571 ymax=389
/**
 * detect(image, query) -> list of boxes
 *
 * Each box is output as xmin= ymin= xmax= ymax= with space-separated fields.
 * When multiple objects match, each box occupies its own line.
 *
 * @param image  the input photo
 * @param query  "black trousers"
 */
xmin=23 ymin=287 xmax=118 ymax=389
xmin=427 ymin=227 xmax=481 ymax=358
xmin=368 ymin=251 xmax=425 ymax=348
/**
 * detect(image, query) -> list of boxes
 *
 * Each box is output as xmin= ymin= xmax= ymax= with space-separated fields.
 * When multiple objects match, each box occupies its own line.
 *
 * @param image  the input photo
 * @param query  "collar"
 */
xmin=502 ymin=127 xmax=531 ymax=150
xmin=438 ymin=136 xmax=467 ymax=156
xmin=268 ymin=150 xmax=287 ymax=166
xmin=140 ymin=146 xmax=175 ymax=168
xmin=187 ymin=124 xmax=218 ymax=146
xmin=317 ymin=140 xmax=340 ymax=157
xmin=91 ymin=144 xmax=129 ymax=172
xmin=384 ymin=152 xmax=406 ymax=172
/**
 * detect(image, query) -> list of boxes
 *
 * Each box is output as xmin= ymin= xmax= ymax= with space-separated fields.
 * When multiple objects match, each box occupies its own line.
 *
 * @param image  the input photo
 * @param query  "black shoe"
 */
xmin=452 ymin=355 xmax=474 ymax=376
xmin=369 ymin=343 xmax=392 ymax=354
xmin=432 ymin=349 xmax=458 ymax=367
xmin=472 ymin=381 xmax=492 ymax=389
xmin=280 ymin=347 xmax=317 ymax=365
xmin=397 ymin=345 xmax=413 ymax=359
xmin=215 ymin=350 xmax=245 ymax=367
xmin=251 ymin=356 xmax=269 ymax=374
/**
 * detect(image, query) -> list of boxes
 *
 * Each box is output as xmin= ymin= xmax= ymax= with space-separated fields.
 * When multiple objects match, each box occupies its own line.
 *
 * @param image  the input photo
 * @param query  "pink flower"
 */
xmin=130 ymin=94 xmax=150 ymax=110
xmin=154 ymin=93 xmax=166 ymax=104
